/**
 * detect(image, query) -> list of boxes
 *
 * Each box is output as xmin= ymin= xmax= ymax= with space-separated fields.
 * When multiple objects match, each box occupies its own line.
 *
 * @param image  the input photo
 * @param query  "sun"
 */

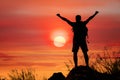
xmin=53 ymin=36 xmax=66 ymax=47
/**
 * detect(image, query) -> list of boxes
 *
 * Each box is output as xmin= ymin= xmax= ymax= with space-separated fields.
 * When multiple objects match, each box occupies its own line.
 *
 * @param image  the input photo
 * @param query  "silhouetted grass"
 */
xmin=0 ymin=76 xmax=7 ymax=80
xmin=91 ymin=47 xmax=120 ymax=74
xmin=8 ymin=68 xmax=36 ymax=80
xmin=64 ymin=47 xmax=120 ymax=80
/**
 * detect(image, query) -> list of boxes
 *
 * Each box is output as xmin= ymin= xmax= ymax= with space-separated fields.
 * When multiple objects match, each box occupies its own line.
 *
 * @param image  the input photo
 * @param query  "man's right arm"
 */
xmin=56 ymin=14 xmax=72 ymax=25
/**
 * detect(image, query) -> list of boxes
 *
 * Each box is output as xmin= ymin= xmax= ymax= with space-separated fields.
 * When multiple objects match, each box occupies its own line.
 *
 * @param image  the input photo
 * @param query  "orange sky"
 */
xmin=0 ymin=0 xmax=120 ymax=79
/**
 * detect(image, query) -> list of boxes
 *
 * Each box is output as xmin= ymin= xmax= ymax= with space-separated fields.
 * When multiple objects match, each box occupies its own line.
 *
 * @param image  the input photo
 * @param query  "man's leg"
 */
xmin=72 ymin=40 xmax=79 ymax=68
xmin=83 ymin=51 xmax=89 ymax=66
xmin=81 ymin=41 xmax=89 ymax=66
xmin=73 ymin=52 xmax=78 ymax=67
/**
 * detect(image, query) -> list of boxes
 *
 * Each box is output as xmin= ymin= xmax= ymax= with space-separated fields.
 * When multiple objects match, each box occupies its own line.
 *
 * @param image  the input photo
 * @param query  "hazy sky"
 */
xmin=0 ymin=0 xmax=120 ymax=78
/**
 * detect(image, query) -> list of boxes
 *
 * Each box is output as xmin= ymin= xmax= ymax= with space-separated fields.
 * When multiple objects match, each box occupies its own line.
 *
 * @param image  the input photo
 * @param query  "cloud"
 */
xmin=0 ymin=62 xmax=57 ymax=67
xmin=16 ymin=62 xmax=57 ymax=67
xmin=0 ymin=0 xmax=119 ymax=16
xmin=0 ymin=54 xmax=58 ymax=67
xmin=0 ymin=52 xmax=14 ymax=61
xmin=0 ymin=25 xmax=49 ymax=49
xmin=0 ymin=51 xmax=71 ymax=67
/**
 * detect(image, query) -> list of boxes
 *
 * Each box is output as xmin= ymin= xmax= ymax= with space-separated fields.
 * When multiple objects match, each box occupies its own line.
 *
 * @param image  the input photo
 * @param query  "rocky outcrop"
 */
xmin=48 ymin=66 xmax=119 ymax=80
xmin=48 ymin=72 xmax=65 ymax=80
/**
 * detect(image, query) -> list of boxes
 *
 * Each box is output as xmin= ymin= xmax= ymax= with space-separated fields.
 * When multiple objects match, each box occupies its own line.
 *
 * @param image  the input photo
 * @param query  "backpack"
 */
xmin=72 ymin=22 xmax=89 ymax=43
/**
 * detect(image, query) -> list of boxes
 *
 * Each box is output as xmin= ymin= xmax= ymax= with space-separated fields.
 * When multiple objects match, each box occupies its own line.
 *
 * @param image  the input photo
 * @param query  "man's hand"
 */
xmin=95 ymin=11 xmax=99 ymax=14
xmin=56 ymin=13 xmax=60 ymax=17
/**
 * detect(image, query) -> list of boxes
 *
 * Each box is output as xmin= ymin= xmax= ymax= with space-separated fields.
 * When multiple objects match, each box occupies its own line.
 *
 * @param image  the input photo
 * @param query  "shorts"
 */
xmin=72 ymin=40 xmax=88 ymax=53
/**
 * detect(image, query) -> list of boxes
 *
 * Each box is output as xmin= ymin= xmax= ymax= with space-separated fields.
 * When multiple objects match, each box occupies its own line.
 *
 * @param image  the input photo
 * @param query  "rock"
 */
xmin=48 ymin=65 xmax=119 ymax=80
xmin=66 ymin=66 xmax=101 ymax=80
xmin=48 ymin=72 xmax=65 ymax=80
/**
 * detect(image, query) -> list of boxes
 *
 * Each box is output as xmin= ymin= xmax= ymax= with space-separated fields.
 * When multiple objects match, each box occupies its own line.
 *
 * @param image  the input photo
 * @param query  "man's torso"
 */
xmin=70 ymin=21 xmax=88 ymax=40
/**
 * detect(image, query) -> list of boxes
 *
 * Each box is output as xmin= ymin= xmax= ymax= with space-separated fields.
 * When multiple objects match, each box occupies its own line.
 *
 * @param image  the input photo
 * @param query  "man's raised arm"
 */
xmin=85 ymin=11 xmax=99 ymax=24
xmin=56 ymin=13 xmax=72 ymax=25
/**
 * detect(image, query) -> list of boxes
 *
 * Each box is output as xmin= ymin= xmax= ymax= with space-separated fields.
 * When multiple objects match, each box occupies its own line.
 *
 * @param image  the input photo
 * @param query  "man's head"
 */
xmin=76 ymin=15 xmax=81 ymax=22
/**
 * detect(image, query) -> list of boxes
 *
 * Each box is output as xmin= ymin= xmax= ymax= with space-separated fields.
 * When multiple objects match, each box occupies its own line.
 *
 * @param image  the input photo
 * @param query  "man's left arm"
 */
xmin=85 ymin=11 xmax=99 ymax=24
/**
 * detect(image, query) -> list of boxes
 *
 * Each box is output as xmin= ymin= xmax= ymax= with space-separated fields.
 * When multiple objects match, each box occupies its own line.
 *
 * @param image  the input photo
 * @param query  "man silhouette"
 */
xmin=56 ymin=11 xmax=99 ymax=67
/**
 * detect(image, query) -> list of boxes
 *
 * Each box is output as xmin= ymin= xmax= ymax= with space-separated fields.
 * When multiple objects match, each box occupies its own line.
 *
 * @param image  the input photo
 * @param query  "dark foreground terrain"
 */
xmin=48 ymin=66 xmax=120 ymax=80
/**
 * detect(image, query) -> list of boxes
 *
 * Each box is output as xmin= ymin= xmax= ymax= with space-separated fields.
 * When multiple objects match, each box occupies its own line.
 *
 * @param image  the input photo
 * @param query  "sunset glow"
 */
xmin=0 ymin=0 xmax=120 ymax=79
